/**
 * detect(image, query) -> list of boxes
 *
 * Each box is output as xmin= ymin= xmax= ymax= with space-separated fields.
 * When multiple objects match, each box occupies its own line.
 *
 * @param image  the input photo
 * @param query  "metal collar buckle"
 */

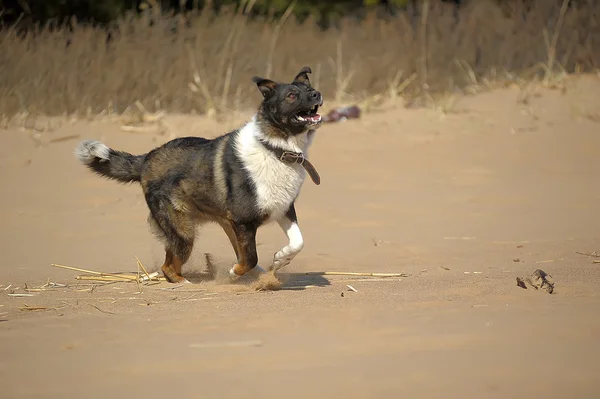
xmin=280 ymin=151 xmax=305 ymax=165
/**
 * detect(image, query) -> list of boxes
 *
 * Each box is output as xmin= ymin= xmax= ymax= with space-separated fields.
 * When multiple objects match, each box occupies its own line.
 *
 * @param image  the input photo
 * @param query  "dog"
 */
xmin=74 ymin=66 xmax=323 ymax=283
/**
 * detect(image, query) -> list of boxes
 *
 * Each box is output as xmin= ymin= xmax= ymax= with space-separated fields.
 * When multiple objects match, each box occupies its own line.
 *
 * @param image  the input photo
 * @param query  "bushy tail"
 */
xmin=75 ymin=140 xmax=145 ymax=183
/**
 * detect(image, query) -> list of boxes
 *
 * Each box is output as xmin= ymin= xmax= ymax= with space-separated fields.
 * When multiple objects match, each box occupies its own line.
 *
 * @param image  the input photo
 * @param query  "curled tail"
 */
xmin=75 ymin=140 xmax=145 ymax=183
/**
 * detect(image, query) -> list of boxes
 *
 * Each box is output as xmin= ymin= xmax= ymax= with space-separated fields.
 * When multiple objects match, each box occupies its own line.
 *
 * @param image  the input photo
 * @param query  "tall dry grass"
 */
xmin=0 ymin=0 xmax=599 ymax=118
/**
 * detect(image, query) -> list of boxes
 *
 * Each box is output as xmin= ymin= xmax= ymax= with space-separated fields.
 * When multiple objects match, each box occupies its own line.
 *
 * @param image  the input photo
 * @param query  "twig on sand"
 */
xmin=41 ymin=281 xmax=67 ymax=289
xmin=346 ymin=284 xmax=358 ymax=292
xmin=52 ymin=264 xmax=138 ymax=281
xmin=75 ymin=276 xmax=129 ymax=283
xmin=8 ymin=293 xmax=35 ymax=297
xmin=121 ymin=125 xmax=158 ymax=133
xmin=135 ymin=256 xmax=152 ymax=280
xmin=135 ymin=261 xmax=142 ymax=293
xmin=48 ymin=134 xmax=81 ymax=143
xmin=88 ymin=304 xmax=115 ymax=315
xmin=302 ymin=271 xmax=408 ymax=278
xmin=54 ymin=263 xmax=161 ymax=283
xmin=60 ymin=300 xmax=78 ymax=308
xmin=189 ymin=340 xmax=263 ymax=349
xmin=576 ymin=251 xmax=599 ymax=257
xmin=336 ymin=278 xmax=402 ymax=283
xmin=20 ymin=305 xmax=55 ymax=311
xmin=593 ymin=260 xmax=600 ymax=264
xmin=160 ymin=284 xmax=185 ymax=291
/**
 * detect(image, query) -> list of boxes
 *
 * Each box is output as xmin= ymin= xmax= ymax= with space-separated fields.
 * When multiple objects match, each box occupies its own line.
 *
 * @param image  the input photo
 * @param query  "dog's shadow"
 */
xmin=179 ymin=253 xmax=331 ymax=291
xmin=181 ymin=271 xmax=330 ymax=291
xmin=276 ymin=273 xmax=331 ymax=290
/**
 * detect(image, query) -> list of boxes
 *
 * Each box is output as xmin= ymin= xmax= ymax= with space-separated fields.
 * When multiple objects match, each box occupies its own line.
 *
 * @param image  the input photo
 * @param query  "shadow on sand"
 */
xmin=179 ymin=270 xmax=331 ymax=291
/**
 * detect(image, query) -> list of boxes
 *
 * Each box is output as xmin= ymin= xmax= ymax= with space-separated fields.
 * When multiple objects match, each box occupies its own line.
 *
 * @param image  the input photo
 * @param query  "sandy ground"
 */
xmin=1 ymin=75 xmax=600 ymax=398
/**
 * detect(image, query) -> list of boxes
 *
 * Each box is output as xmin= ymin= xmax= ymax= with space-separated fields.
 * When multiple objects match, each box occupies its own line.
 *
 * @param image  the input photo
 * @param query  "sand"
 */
xmin=1 ymin=75 xmax=600 ymax=398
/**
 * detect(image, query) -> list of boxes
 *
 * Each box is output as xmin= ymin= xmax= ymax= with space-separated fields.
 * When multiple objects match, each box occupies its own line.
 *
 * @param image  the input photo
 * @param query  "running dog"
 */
xmin=75 ymin=66 xmax=323 ymax=283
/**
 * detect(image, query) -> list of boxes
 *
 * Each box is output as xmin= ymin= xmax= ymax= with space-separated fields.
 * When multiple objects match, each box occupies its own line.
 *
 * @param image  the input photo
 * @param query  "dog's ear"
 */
xmin=292 ymin=66 xmax=312 ymax=85
xmin=252 ymin=76 xmax=277 ymax=98
xmin=293 ymin=66 xmax=312 ymax=85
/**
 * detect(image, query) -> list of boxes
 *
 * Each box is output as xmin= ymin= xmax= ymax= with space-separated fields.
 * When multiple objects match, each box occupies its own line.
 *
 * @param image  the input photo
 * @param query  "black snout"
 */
xmin=310 ymin=91 xmax=321 ymax=100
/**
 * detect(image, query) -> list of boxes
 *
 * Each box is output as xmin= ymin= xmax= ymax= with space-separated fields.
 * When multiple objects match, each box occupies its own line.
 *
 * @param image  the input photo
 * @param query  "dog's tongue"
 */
xmin=306 ymin=114 xmax=321 ymax=122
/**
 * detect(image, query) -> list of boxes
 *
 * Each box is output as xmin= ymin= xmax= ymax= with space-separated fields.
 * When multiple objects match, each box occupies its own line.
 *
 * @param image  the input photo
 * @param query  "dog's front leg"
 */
xmin=269 ymin=204 xmax=304 ymax=272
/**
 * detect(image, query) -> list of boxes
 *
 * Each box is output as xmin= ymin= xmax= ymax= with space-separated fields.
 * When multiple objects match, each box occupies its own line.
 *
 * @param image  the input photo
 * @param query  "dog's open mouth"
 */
xmin=294 ymin=105 xmax=321 ymax=125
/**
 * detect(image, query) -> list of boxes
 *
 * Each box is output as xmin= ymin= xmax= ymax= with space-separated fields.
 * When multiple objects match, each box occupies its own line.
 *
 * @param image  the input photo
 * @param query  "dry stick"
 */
xmin=221 ymin=0 xmax=255 ymax=111
xmin=302 ymin=272 xmax=408 ymax=278
xmin=75 ymin=273 xmax=162 ymax=283
xmin=336 ymin=278 xmax=403 ymax=283
xmin=419 ymin=0 xmax=430 ymax=105
xmin=76 ymin=275 xmax=131 ymax=282
xmin=52 ymin=264 xmax=138 ymax=281
xmin=335 ymin=38 xmax=343 ymax=103
xmin=135 ymin=259 xmax=142 ymax=293
xmin=135 ymin=256 xmax=151 ymax=280
xmin=265 ymin=1 xmax=296 ymax=78
xmin=333 ymin=37 xmax=355 ymax=103
xmin=576 ymin=251 xmax=600 ymax=257
xmin=242 ymin=0 xmax=258 ymax=16
xmin=88 ymin=304 xmax=115 ymax=315
xmin=121 ymin=125 xmax=158 ymax=133
xmin=187 ymin=44 xmax=215 ymax=115
xmin=48 ymin=134 xmax=81 ymax=143
xmin=346 ymin=285 xmax=358 ymax=293
xmin=545 ymin=0 xmax=571 ymax=85
xmin=217 ymin=12 xmax=239 ymax=111
xmin=221 ymin=14 xmax=246 ymax=111
xmin=20 ymin=305 xmax=54 ymax=311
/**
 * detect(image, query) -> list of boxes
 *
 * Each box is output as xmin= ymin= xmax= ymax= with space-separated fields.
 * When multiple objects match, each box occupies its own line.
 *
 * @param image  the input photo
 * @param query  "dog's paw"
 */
xmin=229 ymin=267 xmax=242 ymax=282
xmin=229 ymin=265 xmax=267 ymax=283
xmin=269 ymin=256 xmax=292 ymax=272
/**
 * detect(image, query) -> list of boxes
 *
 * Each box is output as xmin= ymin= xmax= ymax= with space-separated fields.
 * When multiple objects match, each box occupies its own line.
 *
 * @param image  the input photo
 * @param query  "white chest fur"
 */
xmin=234 ymin=118 xmax=314 ymax=221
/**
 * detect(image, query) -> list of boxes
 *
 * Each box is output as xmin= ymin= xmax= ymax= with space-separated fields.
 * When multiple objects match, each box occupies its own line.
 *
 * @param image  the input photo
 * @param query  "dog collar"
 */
xmin=258 ymin=139 xmax=321 ymax=185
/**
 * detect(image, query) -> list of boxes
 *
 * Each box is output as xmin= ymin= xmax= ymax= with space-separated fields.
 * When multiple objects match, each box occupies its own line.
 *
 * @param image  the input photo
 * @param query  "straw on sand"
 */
xmin=302 ymin=271 xmax=408 ymax=278
xmin=52 ymin=264 xmax=138 ymax=280
xmin=135 ymin=256 xmax=151 ymax=280
xmin=52 ymin=263 xmax=161 ymax=282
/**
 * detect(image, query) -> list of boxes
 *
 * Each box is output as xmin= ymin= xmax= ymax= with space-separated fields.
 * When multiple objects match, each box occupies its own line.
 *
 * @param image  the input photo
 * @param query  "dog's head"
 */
xmin=252 ymin=66 xmax=323 ymax=135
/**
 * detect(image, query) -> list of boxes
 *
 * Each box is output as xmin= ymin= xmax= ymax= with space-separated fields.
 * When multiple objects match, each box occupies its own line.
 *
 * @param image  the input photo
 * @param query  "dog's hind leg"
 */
xmin=268 ymin=204 xmax=304 ymax=272
xmin=147 ymin=207 xmax=195 ymax=284
xmin=217 ymin=220 xmax=240 ymax=262
xmin=228 ymin=221 xmax=260 ymax=279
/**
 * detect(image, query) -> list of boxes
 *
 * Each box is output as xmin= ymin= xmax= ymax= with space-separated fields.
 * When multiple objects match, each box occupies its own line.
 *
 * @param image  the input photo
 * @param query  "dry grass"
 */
xmin=0 ymin=0 xmax=599 ymax=118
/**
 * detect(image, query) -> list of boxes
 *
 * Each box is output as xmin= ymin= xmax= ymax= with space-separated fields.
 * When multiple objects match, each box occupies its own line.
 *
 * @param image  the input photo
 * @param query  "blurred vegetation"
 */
xmin=1 ymin=0 xmax=444 ymax=28
xmin=1 ymin=0 xmax=597 ymax=118
xmin=3 ymin=1 xmax=591 ymax=30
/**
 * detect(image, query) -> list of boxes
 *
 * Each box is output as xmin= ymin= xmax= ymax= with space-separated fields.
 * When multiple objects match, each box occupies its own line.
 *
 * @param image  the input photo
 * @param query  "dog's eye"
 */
xmin=287 ymin=93 xmax=297 ymax=100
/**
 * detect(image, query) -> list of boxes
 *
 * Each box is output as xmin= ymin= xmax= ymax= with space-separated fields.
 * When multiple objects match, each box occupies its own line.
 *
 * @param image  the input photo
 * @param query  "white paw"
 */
xmin=269 ymin=253 xmax=294 ymax=272
xmin=229 ymin=267 xmax=241 ymax=281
